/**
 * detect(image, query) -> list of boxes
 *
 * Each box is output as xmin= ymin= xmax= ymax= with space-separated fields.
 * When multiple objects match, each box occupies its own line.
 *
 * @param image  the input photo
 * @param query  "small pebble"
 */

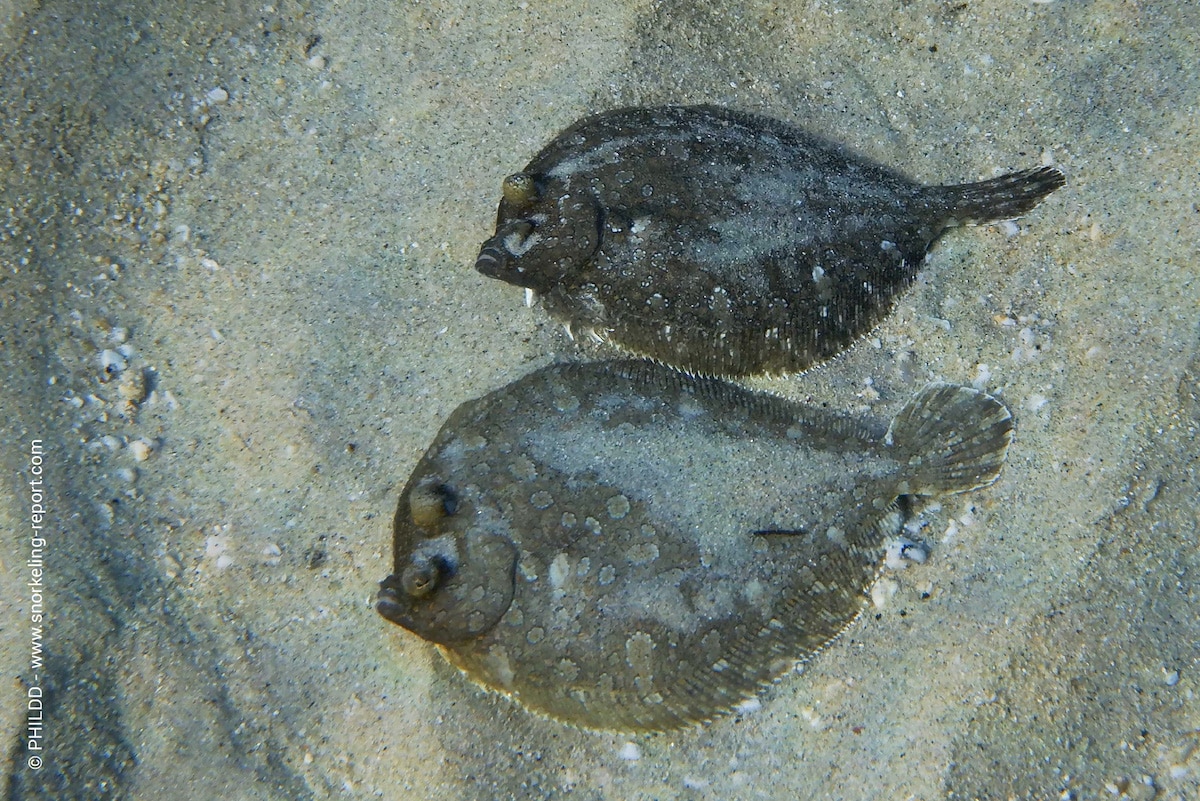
xmin=871 ymin=576 xmax=900 ymax=609
xmin=205 ymin=535 xmax=233 ymax=570
xmin=1026 ymin=393 xmax=1050 ymax=412
xmin=1126 ymin=775 xmax=1157 ymax=801
xmin=307 ymin=54 xmax=326 ymax=70
xmin=160 ymin=555 xmax=181 ymax=579
xmin=799 ymin=706 xmax=826 ymax=730
xmin=885 ymin=536 xmax=929 ymax=570
xmin=262 ymin=543 xmax=283 ymax=565
xmin=206 ymin=87 xmax=229 ymax=105
xmin=129 ymin=438 xmax=155 ymax=461
xmin=1167 ymin=737 xmax=1197 ymax=770
xmin=618 ymin=742 xmax=641 ymax=761
xmin=99 ymin=348 xmax=127 ymax=378
xmin=118 ymin=368 xmax=148 ymax=406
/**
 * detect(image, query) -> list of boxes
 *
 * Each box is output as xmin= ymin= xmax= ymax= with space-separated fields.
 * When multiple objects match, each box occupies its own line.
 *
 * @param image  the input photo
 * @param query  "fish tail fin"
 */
xmin=886 ymin=383 xmax=1013 ymax=496
xmin=931 ymin=165 xmax=1065 ymax=226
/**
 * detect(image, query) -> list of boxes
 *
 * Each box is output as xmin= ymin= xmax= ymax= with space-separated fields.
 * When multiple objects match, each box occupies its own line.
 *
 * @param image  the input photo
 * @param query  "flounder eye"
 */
xmin=400 ymin=557 xmax=442 ymax=599
xmin=409 ymin=480 xmax=458 ymax=528
xmin=501 ymin=172 xmax=539 ymax=206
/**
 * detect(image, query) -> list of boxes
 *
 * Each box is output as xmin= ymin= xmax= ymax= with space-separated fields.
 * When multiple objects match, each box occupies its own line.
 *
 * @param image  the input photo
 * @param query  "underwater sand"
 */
xmin=1 ymin=1 xmax=1197 ymax=798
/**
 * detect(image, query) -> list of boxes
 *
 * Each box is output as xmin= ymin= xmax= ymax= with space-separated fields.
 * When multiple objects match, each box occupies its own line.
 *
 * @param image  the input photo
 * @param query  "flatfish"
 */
xmin=377 ymin=360 xmax=1013 ymax=731
xmin=475 ymin=105 xmax=1064 ymax=376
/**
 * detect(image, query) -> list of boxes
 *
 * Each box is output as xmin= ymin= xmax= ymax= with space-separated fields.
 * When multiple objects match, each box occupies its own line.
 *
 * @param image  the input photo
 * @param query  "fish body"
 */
xmin=377 ymin=361 xmax=1012 ymax=731
xmin=475 ymin=105 xmax=1064 ymax=376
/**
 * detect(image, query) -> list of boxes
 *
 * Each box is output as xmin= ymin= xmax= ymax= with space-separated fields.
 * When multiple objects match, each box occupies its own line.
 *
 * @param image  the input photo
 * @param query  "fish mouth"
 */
xmin=475 ymin=219 xmax=542 ymax=286
xmin=474 ymin=239 xmax=514 ymax=281
xmin=375 ymin=575 xmax=408 ymax=625
xmin=376 ymin=532 xmax=519 ymax=645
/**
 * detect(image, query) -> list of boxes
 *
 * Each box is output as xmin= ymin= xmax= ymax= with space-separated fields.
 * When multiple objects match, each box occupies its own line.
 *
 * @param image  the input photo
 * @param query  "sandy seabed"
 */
xmin=1 ymin=1 xmax=1198 ymax=799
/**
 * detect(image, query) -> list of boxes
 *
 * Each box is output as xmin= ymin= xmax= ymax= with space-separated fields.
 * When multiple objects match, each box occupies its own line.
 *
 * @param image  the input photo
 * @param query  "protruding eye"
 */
xmin=409 ymin=480 xmax=458 ymax=528
xmin=400 ymin=557 xmax=442 ymax=599
xmin=501 ymin=172 xmax=539 ymax=206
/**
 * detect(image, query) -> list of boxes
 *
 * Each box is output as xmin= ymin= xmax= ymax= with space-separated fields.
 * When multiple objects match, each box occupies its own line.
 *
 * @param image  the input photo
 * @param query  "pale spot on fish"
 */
xmin=549 ymin=553 xmax=570 ymax=588
xmin=509 ymin=457 xmax=537 ymax=480
xmin=485 ymin=646 xmax=516 ymax=688
xmin=710 ymin=285 xmax=732 ymax=313
xmin=606 ymin=493 xmax=631 ymax=519
xmin=626 ymin=631 xmax=656 ymax=676
xmin=557 ymin=658 xmax=580 ymax=681
xmin=626 ymin=542 xmax=659 ymax=565
xmin=502 ymin=229 xmax=542 ymax=256
xmin=741 ymin=579 xmax=767 ymax=606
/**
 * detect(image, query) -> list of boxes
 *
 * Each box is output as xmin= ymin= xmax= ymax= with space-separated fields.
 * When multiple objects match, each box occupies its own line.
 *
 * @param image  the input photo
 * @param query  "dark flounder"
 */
xmin=475 ymin=105 xmax=1065 ymax=376
xmin=377 ymin=361 xmax=1013 ymax=731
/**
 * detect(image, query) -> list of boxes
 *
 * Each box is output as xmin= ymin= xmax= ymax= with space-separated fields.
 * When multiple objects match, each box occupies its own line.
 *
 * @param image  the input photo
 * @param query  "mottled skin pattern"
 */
xmin=378 ymin=361 xmax=1013 ymax=731
xmin=475 ymin=105 xmax=1065 ymax=376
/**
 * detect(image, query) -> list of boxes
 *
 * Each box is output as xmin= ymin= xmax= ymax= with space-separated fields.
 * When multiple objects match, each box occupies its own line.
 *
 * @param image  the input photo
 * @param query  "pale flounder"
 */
xmin=475 ymin=105 xmax=1064 ymax=376
xmin=377 ymin=361 xmax=1013 ymax=731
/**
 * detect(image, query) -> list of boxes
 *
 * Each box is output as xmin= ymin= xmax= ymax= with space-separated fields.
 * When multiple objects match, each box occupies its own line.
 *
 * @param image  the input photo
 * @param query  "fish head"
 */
xmin=377 ymin=473 xmax=517 ymax=645
xmin=474 ymin=171 xmax=600 ymax=293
